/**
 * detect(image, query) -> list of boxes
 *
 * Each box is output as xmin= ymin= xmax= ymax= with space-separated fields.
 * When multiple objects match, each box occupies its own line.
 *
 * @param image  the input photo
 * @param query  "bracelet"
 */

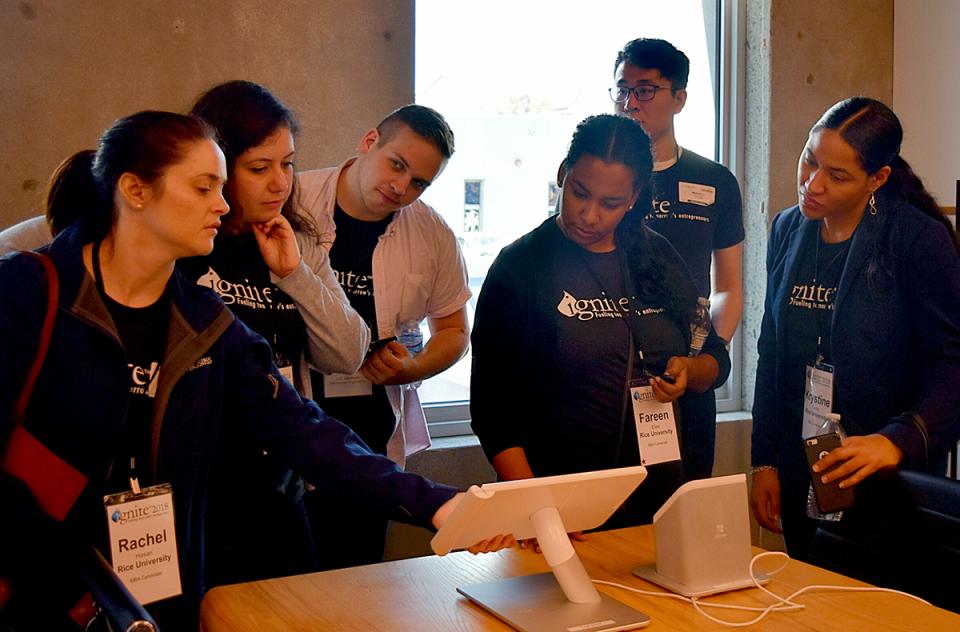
xmin=750 ymin=465 xmax=777 ymax=474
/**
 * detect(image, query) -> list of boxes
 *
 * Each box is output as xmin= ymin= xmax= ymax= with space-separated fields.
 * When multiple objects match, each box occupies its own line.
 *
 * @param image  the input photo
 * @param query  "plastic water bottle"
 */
xmin=688 ymin=297 xmax=712 ymax=356
xmin=806 ymin=413 xmax=845 ymax=521
xmin=397 ymin=319 xmax=423 ymax=390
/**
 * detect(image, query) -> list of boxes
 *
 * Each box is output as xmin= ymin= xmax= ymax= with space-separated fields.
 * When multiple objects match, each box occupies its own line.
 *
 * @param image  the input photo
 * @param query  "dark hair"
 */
xmin=190 ymin=80 xmax=318 ymax=238
xmin=563 ymin=114 xmax=697 ymax=328
xmin=45 ymin=150 xmax=98 ymax=236
xmin=47 ymin=111 xmax=215 ymax=239
xmin=614 ymin=38 xmax=690 ymax=92
xmin=812 ymin=97 xmax=959 ymax=283
xmin=376 ymin=104 xmax=455 ymax=159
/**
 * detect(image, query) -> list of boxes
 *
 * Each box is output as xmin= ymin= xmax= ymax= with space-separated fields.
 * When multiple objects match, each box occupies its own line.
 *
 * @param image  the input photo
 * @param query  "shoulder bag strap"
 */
xmin=12 ymin=251 xmax=60 ymax=426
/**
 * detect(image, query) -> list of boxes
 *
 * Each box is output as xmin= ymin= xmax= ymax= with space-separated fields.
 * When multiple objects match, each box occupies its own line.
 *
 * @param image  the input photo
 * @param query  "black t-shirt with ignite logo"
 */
xmin=643 ymin=149 xmax=744 ymax=297
xmin=312 ymin=204 xmax=395 ymax=455
xmin=100 ymin=288 xmax=170 ymax=490
xmin=782 ymin=230 xmax=852 ymax=439
xmin=540 ymin=242 xmax=687 ymax=473
xmin=182 ymin=232 xmax=307 ymax=390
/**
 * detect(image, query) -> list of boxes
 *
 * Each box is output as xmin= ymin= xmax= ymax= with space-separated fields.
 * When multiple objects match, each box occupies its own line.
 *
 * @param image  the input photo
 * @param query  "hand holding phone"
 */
xmin=643 ymin=369 xmax=676 ymax=385
xmin=804 ymin=433 xmax=855 ymax=514
xmin=367 ymin=336 xmax=397 ymax=355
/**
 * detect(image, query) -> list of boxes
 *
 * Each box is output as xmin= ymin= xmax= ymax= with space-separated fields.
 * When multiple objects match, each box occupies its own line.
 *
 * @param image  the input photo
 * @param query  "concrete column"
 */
xmin=740 ymin=0 xmax=893 ymax=410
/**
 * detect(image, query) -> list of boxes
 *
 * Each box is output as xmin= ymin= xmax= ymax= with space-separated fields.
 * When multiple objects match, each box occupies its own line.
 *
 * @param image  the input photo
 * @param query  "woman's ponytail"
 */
xmin=887 ymin=155 xmax=958 ymax=253
xmin=45 ymin=149 xmax=109 ymax=237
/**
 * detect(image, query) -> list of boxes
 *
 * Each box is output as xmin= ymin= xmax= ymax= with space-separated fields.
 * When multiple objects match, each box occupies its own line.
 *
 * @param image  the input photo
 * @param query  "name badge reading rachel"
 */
xmin=104 ymin=483 xmax=181 ymax=604
xmin=802 ymin=362 xmax=835 ymax=438
xmin=630 ymin=383 xmax=681 ymax=466
xmin=323 ymin=372 xmax=373 ymax=398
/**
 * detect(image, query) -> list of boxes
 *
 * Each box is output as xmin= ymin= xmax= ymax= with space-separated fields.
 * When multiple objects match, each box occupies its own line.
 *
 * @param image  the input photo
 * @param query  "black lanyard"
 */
xmin=812 ymin=226 xmax=851 ymax=364
xmin=574 ymin=245 xmax=649 ymax=376
xmin=92 ymin=239 xmax=107 ymax=297
xmin=574 ymin=244 xmax=648 ymax=465
xmin=93 ymin=239 xmax=148 ymax=490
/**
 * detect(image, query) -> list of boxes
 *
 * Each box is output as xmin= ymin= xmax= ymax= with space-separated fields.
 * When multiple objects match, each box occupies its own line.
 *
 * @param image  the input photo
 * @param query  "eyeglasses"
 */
xmin=608 ymin=85 xmax=666 ymax=103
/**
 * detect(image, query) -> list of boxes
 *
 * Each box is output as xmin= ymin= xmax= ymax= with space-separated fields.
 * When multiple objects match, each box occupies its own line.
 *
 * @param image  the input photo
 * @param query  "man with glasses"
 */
xmin=296 ymin=104 xmax=471 ymax=568
xmin=612 ymin=38 xmax=744 ymax=481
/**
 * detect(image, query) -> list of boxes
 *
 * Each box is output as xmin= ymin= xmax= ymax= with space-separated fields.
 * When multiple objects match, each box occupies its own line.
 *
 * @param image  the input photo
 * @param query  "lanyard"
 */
xmin=574 ymin=244 xmax=657 ymax=467
xmin=574 ymin=245 xmax=648 ymax=376
xmin=93 ymin=240 xmax=146 ymax=491
xmin=92 ymin=239 xmax=107 ymax=297
xmin=812 ymin=226 xmax=851 ymax=364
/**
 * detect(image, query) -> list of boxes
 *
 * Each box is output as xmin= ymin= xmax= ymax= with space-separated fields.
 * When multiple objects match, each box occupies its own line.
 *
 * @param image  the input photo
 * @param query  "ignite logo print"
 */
xmin=196 ymin=266 xmax=288 ymax=310
xmin=650 ymin=199 xmax=672 ymax=219
xmin=556 ymin=291 xmax=629 ymax=321
xmin=556 ymin=291 xmax=579 ymax=318
xmin=128 ymin=362 xmax=160 ymax=398
xmin=196 ymin=266 xmax=221 ymax=290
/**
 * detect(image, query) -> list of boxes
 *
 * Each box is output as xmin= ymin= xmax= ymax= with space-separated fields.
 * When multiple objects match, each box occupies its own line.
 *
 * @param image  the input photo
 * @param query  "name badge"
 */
xmin=679 ymin=182 xmax=716 ymax=206
xmin=323 ymin=372 xmax=373 ymax=398
xmin=104 ymin=483 xmax=181 ymax=604
xmin=629 ymin=382 xmax=681 ymax=466
xmin=802 ymin=362 xmax=835 ymax=438
xmin=277 ymin=364 xmax=295 ymax=385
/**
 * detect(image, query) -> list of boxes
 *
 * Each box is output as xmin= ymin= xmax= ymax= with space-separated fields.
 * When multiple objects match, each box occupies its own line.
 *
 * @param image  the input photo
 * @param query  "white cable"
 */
xmin=593 ymin=550 xmax=931 ymax=627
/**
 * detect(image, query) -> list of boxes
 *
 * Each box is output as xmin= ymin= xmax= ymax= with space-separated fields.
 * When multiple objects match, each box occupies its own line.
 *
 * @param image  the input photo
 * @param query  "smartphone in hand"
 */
xmin=367 ymin=336 xmax=397 ymax=355
xmin=642 ymin=369 xmax=676 ymax=385
xmin=804 ymin=433 xmax=855 ymax=514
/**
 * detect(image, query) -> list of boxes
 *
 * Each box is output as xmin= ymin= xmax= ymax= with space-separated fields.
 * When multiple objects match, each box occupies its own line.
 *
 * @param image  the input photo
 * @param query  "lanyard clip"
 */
xmin=128 ymin=457 xmax=141 ymax=495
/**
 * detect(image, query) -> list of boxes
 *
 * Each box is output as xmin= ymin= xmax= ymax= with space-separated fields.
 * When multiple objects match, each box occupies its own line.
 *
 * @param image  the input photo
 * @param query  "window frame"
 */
xmin=420 ymin=0 xmax=745 ymax=434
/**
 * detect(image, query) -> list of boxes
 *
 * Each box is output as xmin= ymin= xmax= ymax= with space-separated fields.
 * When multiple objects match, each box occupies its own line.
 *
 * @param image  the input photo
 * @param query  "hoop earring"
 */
xmin=869 ymin=193 xmax=878 ymax=216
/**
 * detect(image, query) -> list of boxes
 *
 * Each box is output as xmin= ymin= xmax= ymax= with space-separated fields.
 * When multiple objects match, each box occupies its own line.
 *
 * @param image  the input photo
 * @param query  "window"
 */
xmin=463 ymin=180 xmax=483 ymax=232
xmin=415 ymin=0 xmax=740 ymax=435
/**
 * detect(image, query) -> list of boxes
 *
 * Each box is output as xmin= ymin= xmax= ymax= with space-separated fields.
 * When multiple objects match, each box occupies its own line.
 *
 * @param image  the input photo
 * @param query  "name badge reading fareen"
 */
xmin=104 ymin=483 xmax=181 ymax=604
xmin=630 ymin=383 xmax=681 ymax=466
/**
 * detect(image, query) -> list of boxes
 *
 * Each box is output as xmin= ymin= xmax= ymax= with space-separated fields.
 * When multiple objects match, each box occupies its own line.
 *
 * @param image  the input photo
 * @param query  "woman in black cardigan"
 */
xmin=750 ymin=97 xmax=960 ymax=560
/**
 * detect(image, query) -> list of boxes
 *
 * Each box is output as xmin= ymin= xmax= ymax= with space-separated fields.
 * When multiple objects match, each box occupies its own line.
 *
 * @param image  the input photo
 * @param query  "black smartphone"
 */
xmin=367 ymin=336 xmax=397 ymax=354
xmin=803 ymin=433 xmax=855 ymax=514
xmin=644 ymin=370 xmax=676 ymax=385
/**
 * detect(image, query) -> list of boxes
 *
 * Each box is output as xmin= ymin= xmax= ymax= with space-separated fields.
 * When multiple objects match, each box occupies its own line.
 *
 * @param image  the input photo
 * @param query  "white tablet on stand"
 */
xmin=431 ymin=466 xmax=651 ymax=632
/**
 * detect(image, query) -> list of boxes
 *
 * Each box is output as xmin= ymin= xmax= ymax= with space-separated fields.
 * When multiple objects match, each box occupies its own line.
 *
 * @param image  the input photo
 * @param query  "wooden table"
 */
xmin=200 ymin=526 xmax=959 ymax=631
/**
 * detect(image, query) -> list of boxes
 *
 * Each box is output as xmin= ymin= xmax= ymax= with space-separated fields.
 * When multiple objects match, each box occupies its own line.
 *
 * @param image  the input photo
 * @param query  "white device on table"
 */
xmin=632 ymin=473 xmax=769 ymax=597
xmin=431 ymin=466 xmax=650 ymax=632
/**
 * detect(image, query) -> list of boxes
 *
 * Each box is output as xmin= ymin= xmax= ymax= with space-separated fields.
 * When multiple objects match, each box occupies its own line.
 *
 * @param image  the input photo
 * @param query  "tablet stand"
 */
xmin=456 ymin=502 xmax=650 ymax=631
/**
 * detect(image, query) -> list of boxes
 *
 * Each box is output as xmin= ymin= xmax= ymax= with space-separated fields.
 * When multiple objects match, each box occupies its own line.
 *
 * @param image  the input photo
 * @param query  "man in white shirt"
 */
xmin=296 ymin=105 xmax=471 ymax=568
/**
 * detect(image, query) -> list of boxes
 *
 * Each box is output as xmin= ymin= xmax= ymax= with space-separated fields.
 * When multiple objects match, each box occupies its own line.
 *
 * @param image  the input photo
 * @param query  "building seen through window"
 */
xmin=414 ymin=0 xmax=728 ymax=432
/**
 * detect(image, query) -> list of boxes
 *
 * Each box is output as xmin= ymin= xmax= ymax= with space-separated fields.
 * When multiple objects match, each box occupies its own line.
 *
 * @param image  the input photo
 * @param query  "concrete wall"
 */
xmin=740 ymin=0 xmax=893 ymax=410
xmin=894 ymin=0 xmax=960 ymax=209
xmin=0 ymin=0 xmax=414 ymax=228
xmin=2 ymin=0 xmax=903 ymax=557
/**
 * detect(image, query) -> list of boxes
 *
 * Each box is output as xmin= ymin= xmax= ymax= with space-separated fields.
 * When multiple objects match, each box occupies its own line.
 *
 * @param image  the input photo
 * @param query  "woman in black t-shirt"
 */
xmin=471 ymin=114 xmax=730 ymax=527
xmin=186 ymin=82 xmax=372 ymax=586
